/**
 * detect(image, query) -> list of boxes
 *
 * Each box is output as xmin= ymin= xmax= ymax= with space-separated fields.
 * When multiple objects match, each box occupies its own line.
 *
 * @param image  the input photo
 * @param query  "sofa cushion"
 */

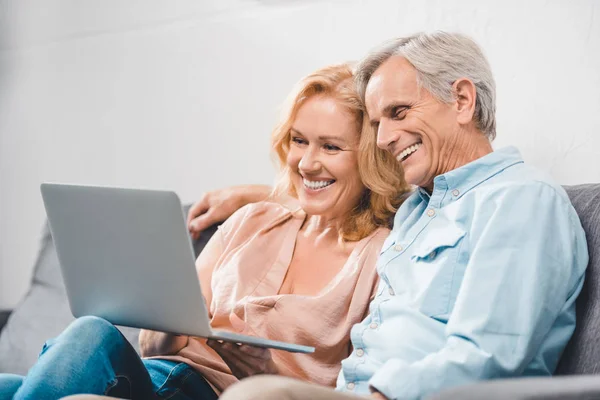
xmin=0 ymin=310 xmax=10 ymax=332
xmin=555 ymin=184 xmax=600 ymax=374
xmin=0 ymin=205 xmax=217 ymax=375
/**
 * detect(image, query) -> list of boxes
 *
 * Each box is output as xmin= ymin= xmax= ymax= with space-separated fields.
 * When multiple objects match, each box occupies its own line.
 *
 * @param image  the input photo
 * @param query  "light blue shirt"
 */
xmin=336 ymin=147 xmax=588 ymax=400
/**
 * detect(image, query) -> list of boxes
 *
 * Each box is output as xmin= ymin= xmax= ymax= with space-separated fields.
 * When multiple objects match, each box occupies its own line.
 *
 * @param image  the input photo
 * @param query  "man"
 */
xmin=189 ymin=32 xmax=588 ymax=400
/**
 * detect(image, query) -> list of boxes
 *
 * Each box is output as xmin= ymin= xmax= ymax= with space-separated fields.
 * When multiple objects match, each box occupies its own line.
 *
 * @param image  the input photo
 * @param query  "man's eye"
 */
xmin=393 ymin=107 xmax=409 ymax=120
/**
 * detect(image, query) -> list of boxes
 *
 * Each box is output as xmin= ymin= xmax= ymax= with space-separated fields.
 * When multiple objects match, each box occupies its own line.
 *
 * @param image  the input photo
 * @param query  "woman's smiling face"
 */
xmin=287 ymin=95 xmax=365 ymax=219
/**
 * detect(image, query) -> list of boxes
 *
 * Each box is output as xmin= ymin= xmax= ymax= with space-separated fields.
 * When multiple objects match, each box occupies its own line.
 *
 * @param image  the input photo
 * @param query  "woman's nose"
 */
xmin=298 ymin=148 xmax=321 ymax=173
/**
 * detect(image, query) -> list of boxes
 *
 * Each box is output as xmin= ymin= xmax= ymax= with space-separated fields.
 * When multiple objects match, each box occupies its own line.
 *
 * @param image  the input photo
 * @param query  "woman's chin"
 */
xmin=298 ymin=201 xmax=329 ymax=216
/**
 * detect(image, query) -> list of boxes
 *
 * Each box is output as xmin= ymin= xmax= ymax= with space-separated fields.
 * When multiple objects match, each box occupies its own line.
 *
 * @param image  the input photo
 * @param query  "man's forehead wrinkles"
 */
xmin=366 ymin=76 xmax=387 ymax=113
xmin=366 ymin=73 xmax=385 ymax=103
xmin=367 ymin=71 xmax=384 ymax=90
xmin=367 ymin=99 xmax=384 ymax=121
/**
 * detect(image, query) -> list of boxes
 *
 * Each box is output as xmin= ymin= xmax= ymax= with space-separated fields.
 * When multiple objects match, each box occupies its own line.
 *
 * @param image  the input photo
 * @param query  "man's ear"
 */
xmin=452 ymin=78 xmax=477 ymax=126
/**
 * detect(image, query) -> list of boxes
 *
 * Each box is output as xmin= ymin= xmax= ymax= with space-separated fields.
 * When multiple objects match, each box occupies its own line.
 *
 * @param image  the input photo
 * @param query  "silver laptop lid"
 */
xmin=40 ymin=183 xmax=212 ymax=337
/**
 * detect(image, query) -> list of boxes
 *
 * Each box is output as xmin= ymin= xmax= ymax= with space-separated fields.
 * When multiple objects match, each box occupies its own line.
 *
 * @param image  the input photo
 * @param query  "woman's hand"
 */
xmin=187 ymin=185 xmax=272 ymax=240
xmin=207 ymin=339 xmax=279 ymax=379
xmin=370 ymin=391 xmax=389 ymax=400
xmin=139 ymin=329 xmax=189 ymax=357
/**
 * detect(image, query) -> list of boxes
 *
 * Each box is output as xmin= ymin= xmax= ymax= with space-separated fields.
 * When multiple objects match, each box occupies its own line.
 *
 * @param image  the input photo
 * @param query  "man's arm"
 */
xmin=369 ymin=183 xmax=588 ymax=400
xmin=187 ymin=184 xmax=272 ymax=239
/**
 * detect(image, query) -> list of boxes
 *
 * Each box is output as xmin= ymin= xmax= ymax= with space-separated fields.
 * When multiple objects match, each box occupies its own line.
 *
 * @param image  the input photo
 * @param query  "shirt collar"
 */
xmin=418 ymin=146 xmax=524 ymax=202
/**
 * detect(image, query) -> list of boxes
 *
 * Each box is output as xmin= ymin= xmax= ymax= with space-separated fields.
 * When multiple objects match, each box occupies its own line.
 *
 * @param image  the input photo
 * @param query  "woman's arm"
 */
xmin=139 ymin=330 xmax=189 ymax=357
xmin=207 ymin=340 xmax=279 ymax=378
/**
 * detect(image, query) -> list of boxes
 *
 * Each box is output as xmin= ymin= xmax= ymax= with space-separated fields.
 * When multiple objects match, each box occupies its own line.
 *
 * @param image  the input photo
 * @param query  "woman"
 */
xmin=0 ymin=64 xmax=409 ymax=400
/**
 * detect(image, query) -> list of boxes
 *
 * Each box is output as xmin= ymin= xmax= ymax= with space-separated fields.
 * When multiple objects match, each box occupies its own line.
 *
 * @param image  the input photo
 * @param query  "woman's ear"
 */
xmin=452 ymin=78 xmax=477 ymax=126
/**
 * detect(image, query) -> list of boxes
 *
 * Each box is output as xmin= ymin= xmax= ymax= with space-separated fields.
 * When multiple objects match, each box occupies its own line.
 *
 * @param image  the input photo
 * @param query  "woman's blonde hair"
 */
xmin=271 ymin=64 xmax=410 ymax=241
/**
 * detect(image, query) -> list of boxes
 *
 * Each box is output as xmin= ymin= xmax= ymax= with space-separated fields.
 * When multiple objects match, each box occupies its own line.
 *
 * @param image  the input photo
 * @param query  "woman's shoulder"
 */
xmin=219 ymin=197 xmax=302 ymax=239
xmin=358 ymin=227 xmax=391 ymax=255
xmin=365 ymin=226 xmax=391 ymax=243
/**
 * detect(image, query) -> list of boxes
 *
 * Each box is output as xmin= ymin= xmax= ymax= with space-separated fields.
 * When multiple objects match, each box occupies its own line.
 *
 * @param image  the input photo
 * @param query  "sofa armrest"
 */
xmin=428 ymin=375 xmax=600 ymax=400
xmin=0 ymin=309 xmax=11 ymax=332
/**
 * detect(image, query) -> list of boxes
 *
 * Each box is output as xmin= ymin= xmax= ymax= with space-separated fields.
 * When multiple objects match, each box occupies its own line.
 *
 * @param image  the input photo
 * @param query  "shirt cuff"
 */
xmin=369 ymin=358 xmax=420 ymax=400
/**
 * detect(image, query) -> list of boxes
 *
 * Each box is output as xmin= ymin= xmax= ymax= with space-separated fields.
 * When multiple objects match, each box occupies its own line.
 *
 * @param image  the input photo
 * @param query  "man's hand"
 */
xmin=187 ymin=185 xmax=272 ymax=240
xmin=207 ymin=339 xmax=279 ymax=379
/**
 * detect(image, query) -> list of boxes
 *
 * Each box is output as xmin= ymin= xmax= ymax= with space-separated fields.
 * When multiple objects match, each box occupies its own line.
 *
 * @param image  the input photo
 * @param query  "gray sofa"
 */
xmin=1 ymin=185 xmax=599 ymax=399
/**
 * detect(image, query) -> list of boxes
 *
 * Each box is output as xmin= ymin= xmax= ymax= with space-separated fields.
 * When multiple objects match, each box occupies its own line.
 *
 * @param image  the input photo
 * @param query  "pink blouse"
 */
xmin=152 ymin=199 xmax=387 ymax=392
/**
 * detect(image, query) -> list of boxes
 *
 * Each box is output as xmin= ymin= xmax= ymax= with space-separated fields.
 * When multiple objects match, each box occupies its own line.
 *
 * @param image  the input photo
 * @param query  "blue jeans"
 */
xmin=0 ymin=316 xmax=218 ymax=400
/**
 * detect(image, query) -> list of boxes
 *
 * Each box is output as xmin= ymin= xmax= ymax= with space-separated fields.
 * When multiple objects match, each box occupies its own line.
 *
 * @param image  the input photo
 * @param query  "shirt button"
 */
xmin=388 ymin=287 xmax=395 ymax=295
xmin=394 ymin=244 xmax=403 ymax=251
xmin=347 ymin=382 xmax=355 ymax=390
xmin=356 ymin=349 xmax=364 ymax=357
xmin=370 ymin=322 xmax=378 ymax=329
xmin=427 ymin=208 xmax=436 ymax=217
xmin=452 ymin=189 xmax=460 ymax=196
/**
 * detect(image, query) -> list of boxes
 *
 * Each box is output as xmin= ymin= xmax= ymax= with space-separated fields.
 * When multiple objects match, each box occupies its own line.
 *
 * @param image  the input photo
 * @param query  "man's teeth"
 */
xmin=397 ymin=142 xmax=422 ymax=161
xmin=303 ymin=179 xmax=334 ymax=190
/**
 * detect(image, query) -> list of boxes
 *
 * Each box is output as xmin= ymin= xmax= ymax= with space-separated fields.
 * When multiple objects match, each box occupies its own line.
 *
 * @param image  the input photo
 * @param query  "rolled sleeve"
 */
xmin=369 ymin=358 xmax=411 ymax=398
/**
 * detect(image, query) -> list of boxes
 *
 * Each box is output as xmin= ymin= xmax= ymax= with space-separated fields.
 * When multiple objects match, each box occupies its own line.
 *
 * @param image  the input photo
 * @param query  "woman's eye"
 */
xmin=323 ymin=144 xmax=341 ymax=152
xmin=291 ymin=137 xmax=307 ymax=145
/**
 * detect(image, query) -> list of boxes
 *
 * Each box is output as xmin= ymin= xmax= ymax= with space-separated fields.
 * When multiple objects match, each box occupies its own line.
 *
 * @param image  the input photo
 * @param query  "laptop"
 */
xmin=40 ymin=183 xmax=314 ymax=354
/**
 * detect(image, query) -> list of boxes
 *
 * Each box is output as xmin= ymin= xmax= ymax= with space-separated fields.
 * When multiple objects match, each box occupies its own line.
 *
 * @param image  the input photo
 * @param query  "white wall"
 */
xmin=1 ymin=0 xmax=599 ymax=309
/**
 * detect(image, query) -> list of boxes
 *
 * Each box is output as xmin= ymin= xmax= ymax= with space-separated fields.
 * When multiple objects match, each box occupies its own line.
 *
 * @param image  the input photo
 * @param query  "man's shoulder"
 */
xmin=472 ymin=162 xmax=570 ymax=204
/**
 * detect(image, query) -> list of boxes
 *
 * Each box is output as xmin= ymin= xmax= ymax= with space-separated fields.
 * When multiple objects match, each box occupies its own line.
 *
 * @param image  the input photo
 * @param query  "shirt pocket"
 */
xmin=411 ymin=225 xmax=466 ymax=318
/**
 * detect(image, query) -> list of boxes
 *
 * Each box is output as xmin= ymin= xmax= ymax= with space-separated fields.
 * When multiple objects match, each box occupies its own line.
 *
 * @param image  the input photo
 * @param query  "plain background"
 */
xmin=1 ymin=0 xmax=599 ymax=309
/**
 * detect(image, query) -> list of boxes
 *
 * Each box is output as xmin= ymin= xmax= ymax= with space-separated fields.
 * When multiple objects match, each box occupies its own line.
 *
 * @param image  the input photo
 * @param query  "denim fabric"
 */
xmin=0 ymin=316 xmax=217 ymax=400
xmin=0 ymin=375 xmax=23 ymax=399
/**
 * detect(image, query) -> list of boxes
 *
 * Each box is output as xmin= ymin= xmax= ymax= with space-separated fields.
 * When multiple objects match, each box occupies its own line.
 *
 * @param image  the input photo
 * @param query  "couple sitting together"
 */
xmin=0 ymin=31 xmax=588 ymax=400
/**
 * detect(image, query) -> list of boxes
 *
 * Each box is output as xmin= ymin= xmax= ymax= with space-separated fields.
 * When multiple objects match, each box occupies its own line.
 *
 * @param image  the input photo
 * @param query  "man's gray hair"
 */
xmin=355 ymin=32 xmax=497 ymax=140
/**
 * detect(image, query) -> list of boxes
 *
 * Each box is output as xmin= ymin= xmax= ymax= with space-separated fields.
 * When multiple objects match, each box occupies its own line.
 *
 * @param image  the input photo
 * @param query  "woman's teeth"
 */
xmin=303 ymin=179 xmax=334 ymax=190
xmin=397 ymin=142 xmax=422 ymax=162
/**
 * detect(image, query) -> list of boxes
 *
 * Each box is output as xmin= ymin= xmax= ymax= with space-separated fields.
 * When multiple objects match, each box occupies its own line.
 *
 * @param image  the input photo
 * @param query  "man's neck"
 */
xmin=425 ymin=130 xmax=493 ymax=193
xmin=445 ymin=138 xmax=493 ymax=172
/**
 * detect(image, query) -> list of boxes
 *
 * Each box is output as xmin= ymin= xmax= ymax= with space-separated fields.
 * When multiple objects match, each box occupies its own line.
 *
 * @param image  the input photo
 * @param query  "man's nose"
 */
xmin=376 ymin=119 xmax=397 ymax=151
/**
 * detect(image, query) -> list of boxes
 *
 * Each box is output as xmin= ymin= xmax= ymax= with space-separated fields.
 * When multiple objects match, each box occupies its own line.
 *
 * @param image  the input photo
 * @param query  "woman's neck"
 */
xmin=300 ymin=214 xmax=345 ymax=246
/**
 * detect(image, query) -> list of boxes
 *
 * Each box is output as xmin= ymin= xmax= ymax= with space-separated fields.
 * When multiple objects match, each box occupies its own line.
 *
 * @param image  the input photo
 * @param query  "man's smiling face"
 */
xmin=365 ymin=56 xmax=460 ymax=191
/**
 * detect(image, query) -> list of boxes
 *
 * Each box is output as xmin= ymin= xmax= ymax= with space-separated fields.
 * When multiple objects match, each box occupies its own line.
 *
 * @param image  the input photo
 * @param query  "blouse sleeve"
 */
xmin=195 ymin=227 xmax=225 ymax=318
xmin=194 ymin=203 xmax=255 ymax=317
